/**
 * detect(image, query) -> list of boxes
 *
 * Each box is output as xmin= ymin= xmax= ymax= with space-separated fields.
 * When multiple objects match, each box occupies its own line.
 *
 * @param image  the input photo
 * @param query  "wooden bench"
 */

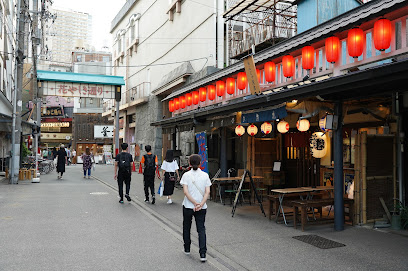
xmin=293 ymin=198 xmax=354 ymax=231
xmin=268 ymin=193 xmax=311 ymax=220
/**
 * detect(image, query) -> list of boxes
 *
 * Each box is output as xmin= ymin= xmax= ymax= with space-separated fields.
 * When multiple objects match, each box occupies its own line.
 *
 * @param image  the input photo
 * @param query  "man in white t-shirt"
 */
xmin=180 ymin=154 xmax=211 ymax=262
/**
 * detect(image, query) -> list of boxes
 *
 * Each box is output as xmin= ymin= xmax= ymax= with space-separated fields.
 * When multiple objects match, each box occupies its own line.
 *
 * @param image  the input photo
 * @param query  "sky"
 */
xmin=52 ymin=0 xmax=127 ymax=50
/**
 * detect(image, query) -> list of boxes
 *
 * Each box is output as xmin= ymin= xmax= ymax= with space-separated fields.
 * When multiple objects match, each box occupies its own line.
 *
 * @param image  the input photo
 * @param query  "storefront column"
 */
xmin=220 ymin=127 xmax=227 ymax=177
xmin=334 ymin=100 xmax=344 ymax=231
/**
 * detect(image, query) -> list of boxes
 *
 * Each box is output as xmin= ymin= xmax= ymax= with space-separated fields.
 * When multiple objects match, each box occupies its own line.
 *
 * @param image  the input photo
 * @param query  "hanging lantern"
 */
xmin=199 ymin=87 xmax=206 ymax=102
xmin=256 ymin=69 xmax=261 ymax=83
xmin=169 ymin=100 xmax=174 ymax=112
xmin=296 ymin=119 xmax=310 ymax=132
xmin=264 ymin=62 xmax=275 ymax=82
xmin=192 ymin=91 xmax=199 ymax=105
xmin=319 ymin=116 xmax=327 ymax=132
xmin=325 ymin=36 xmax=340 ymax=63
xmin=261 ymin=122 xmax=272 ymax=135
xmin=216 ymin=80 xmax=225 ymax=97
xmin=277 ymin=120 xmax=289 ymax=133
xmin=208 ymin=85 xmax=216 ymax=101
xmin=247 ymin=124 xmax=258 ymax=136
xmin=235 ymin=125 xmax=245 ymax=137
xmin=186 ymin=93 xmax=192 ymax=106
xmin=237 ymin=72 xmax=247 ymax=90
xmin=282 ymin=55 xmax=295 ymax=78
xmin=180 ymin=96 xmax=186 ymax=109
xmin=174 ymin=97 xmax=180 ymax=110
xmin=348 ymin=27 xmax=364 ymax=58
xmin=310 ymin=132 xmax=328 ymax=158
xmin=374 ymin=18 xmax=391 ymax=51
xmin=226 ymin=78 xmax=235 ymax=95
xmin=302 ymin=46 xmax=314 ymax=70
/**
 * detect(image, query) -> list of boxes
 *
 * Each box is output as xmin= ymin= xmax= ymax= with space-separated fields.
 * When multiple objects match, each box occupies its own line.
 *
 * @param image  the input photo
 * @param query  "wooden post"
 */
xmin=393 ymin=136 xmax=397 ymax=212
xmin=251 ymin=137 xmax=255 ymax=173
xmin=247 ymin=136 xmax=251 ymax=171
xmin=354 ymin=133 xmax=361 ymax=225
xmin=361 ymin=131 xmax=367 ymax=224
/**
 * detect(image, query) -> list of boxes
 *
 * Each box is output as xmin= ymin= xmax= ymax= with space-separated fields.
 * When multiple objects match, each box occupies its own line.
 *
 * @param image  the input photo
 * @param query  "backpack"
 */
xmin=118 ymin=152 xmax=131 ymax=173
xmin=143 ymin=154 xmax=156 ymax=176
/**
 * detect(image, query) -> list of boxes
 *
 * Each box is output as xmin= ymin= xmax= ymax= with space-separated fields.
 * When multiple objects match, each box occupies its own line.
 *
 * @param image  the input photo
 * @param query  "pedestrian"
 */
xmin=56 ymin=145 xmax=67 ymax=179
xmin=72 ymin=149 xmax=77 ymax=164
xmin=114 ymin=143 xmax=134 ymax=204
xmin=65 ymin=147 xmax=71 ymax=165
xmin=82 ymin=148 xmax=93 ymax=179
xmin=180 ymin=154 xmax=211 ymax=262
xmin=140 ymin=145 xmax=158 ymax=204
xmin=161 ymin=150 xmax=179 ymax=204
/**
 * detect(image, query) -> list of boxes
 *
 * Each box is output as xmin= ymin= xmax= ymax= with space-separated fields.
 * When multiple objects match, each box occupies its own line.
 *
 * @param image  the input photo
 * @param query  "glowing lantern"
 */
xmin=235 ymin=125 xmax=245 ymax=137
xmin=169 ymin=100 xmax=174 ymax=112
xmin=186 ymin=93 xmax=192 ymax=106
xmin=374 ymin=18 xmax=391 ymax=51
xmin=237 ymin=72 xmax=247 ymax=90
xmin=208 ymin=85 xmax=216 ymax=101
xmin=348 ymin=27 xmax=364 ymax=58
xmin=216 ymin=80 xmax=225 ymax=97
xmin=277 ymin=121 xmax=289 ymax=133
xmin=264 ymin=62 xmax=275 ymax=82
xmin=247 ymin=124 xmax=258 ymax=136
xmin=256 ymin=69 xmax=261 ymax=83
xmin=319 ymin=116 xmax=327 ymax=132
xmin=192 ymin=91 xmax=199 ymax=105
xmin=226 ymin=78 xmax=235 ymax=95
xmin=174 ymin=97 xmax=180 ymax=110
xmin=180 ymin=96 xmax=186 ymax=109
xmin=310 ymin=132 xmax=328 ymax=158
xmin=325 ymin=36 xmax=340 ymax=63
xmin=261 ymin=122 xmax=272 ymax=135
xmin=302 ymin=46 xmax=314 ymax=70
xmin=282 ymin=55 xmax=295 ymax=78
xmin=296 ymin=119 xmax=310 ymax=132
xmin=199 ymin=87 xmax=206 ymax=102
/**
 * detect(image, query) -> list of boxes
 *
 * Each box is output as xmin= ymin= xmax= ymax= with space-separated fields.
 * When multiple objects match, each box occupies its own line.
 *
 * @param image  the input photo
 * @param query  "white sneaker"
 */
xmin=167 ymin=199 xmax=173 ymax=204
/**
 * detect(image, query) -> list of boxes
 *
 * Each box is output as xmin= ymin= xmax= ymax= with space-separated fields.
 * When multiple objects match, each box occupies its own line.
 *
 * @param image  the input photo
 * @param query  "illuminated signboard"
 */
xmin=41 ymin=107 xmax=64 ymax=117
xmin=41 ymin=122 xmax=70 ymax=128
xmin=41 ymin=81 xmax=115 ymax=99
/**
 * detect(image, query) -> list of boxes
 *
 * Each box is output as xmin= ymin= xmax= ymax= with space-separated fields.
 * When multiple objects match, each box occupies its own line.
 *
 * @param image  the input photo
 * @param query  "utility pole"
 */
xmin=10 ymin=0 xmax=26 ymax=184
xmin=32 ymin=0 xmax=40 ymax=179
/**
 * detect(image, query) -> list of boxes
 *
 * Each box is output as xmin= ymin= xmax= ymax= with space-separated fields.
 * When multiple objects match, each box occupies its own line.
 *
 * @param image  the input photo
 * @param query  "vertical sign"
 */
xmin=243 ymin=55 xmax=261 ymax=95
xmin=195 ymin=132 xmax=208 ymax=173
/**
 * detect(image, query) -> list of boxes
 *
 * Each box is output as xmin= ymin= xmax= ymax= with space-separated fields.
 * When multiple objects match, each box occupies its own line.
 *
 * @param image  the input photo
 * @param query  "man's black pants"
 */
xmin=143 ymin=174 xmax=155 ymax=200
xmin=117 ymin=171 xmax=131 ymax=200
xmin=183 ymin=206 xmax=207 ymax=254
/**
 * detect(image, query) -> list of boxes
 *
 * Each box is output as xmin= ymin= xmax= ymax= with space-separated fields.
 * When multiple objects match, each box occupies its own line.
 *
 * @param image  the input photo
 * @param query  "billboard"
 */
xmin=94 ymin=125 xmax=114 ymax=138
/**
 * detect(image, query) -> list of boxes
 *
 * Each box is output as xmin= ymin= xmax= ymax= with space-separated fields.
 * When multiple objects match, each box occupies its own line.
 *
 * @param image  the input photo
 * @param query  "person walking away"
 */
xmin=180 ymin=154 xmax=211 ymax=262
xmin=56 ymin=145 xmax=67 ymax=179
xmin=114 ymin=143 xmax=134 ymax=204
xmin=42 ymin=148 xmax=48 ymax=159
xmin=72 ymin=149 xmax=77 ymax=164
xmin=82 ymin=148 xmax=92 ymax=179
xmin=161 ymin=150 xmax=179 ymax=204
xmin=140 ymin=145 xmax=158 ymax=204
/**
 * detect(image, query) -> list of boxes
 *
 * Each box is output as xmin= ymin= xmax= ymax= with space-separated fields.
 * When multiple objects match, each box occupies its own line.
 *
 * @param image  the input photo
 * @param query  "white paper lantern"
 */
xmin=319 ymin=116 xmax=327 ymax=132
xmin=261 ymin=122 xmax=273 ymax=135
xmin=310 ymin=132 xmax=328 ymax=158
xmin=235 ymin=125 xmax=245 ymax=136
xmin=247 ymin=124 xmax=258 ymax=136
xmin=277 ymin=120 xmax=289 ymax=133
xmin=296 ymin=119 xmax=310 ymax=132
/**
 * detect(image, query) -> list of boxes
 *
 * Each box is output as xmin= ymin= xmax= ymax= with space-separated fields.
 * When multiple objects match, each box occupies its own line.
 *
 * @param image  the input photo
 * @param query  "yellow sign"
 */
xmin=41 ymin=122 xmax=70 ymax=128
xmin=243 ymin=55 xmax=261 ymax=95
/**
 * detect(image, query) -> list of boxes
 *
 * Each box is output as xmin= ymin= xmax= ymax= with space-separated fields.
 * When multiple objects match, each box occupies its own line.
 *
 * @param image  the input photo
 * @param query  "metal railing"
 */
xmin=124 ymin=82 xmax=150 ymax=104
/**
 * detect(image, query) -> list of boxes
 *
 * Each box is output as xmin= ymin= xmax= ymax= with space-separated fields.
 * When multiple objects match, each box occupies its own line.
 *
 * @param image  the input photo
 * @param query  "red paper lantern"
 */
xmin=325 ymin=36 xmax=340 ymax=63
xmin=237 ymin=72 xmax=247 ymax=90
xmin=256 ymin=69 xmax=261 ymax=83
xmin=186 ymin=93 xmax=192 ymax=106
xmin=208 ymin=85 xmax=216 ymax=100
xmin=374 ymin=18 xmax=391 ymax=51
xmin=302 ymin=46 xmax=314 ymax=70
xmin=192 ymin=91 xmax=199 ymax=105
xmin=169 ymin=100 xmax=174 ymax=112
xmin=174 ymin=97 xmax=180 ymax=110
xmin=282 ymin=55 xmax=295 ymax=78
xmin=348 ymin=27 xmax=364 ymax=58
xmin=226 ymin=78 xmax=235 ymax=95
xmin=216 ymin=80 xmax=225 ymax=97
xmin=264 ymin=62 xmax=275 ymax=82
xmin=199 ymin=87 xmax=206 ymax=102
xmin=180 ymin=95 xmax=186 ymax=109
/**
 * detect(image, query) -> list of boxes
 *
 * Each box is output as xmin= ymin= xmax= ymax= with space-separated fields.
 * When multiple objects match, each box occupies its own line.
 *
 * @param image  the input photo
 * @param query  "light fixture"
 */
xmin=277 ymin=121 xmax=289 ymax=133
xmin=247 ymin=124 xmax=258 ymax=136
xmin=310 ymin=132 xmax=328 ymax=158
xmin=55 ymin=96 xmax=59 ymax=102
xmin=79 ymin=98 xmax=82 ymax=103
xmin=235 ymin=125 xmax=245 ymax=136
xmin=90 ymin=98 xmax=93 ymax=104
xmin=67 ymin=97 xmax=71 ymax=103
xmin=348 ymin=27 xmax=364 ymax=58
xmin=374 ymin=18 xmax=392 ymax=51
xmin=261 ymin=122 xmax=273 ymax=135
xmin=296 ymin=119 xmax=310 ymax=132
xmin=42 ymin=106 xmax=47 ymax=114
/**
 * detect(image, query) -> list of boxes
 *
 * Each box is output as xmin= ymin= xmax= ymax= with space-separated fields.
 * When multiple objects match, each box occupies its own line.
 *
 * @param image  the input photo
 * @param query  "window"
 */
xmin=76 ymin=54 xmax=82 ymax=62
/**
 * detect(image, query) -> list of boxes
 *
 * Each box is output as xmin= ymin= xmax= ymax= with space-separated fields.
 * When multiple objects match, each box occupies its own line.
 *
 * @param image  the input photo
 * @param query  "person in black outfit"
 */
xmin=56 ymin=145 xmax=67 ymax=179
xmin=114 ymin=143 xmax=134 ymax=204
xmin=141 ymin=145 xmax=158 ymax=204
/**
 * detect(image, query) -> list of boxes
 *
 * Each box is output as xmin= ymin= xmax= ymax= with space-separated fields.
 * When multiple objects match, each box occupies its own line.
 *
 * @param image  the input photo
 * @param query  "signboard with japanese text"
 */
xmin=41 ymin=81 xmax=115 ymax=99
xmin=94 ymin=125 xmax=114 ymax=138
xmin=41 ymin=106 xmax=64 ymax=117
xmin=243 ymin=55 xmax=261 ymax=95
xmin=195 ymin=132 xmax=208 ymax=173
xmin=41 ymin=122 xmax=70 ymax=128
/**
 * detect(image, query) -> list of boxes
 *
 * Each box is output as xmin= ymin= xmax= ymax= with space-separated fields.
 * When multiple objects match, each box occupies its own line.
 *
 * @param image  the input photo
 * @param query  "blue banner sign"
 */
xmin=195 ymin=132 xmax=209 ymax=173
xmin=241 ymin=106 xmax=287 ymax=123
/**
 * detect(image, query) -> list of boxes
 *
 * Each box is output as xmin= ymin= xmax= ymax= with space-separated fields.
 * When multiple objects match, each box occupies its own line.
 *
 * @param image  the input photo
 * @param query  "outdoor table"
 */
xmin=212 ymin=177 xmax=242 ymax=204
xmin=300 ymin=186 xmax=335 ymax=219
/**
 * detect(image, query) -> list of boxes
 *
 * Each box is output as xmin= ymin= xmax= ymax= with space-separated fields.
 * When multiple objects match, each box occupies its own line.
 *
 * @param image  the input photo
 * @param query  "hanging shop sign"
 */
xmin=195 ymin=132 xmax=209 ymax=173
xmin=41 ymin=122 xmax=70 ymax=128
xmin=310 ymin=132 xmax=328 ymax=158
xmin=40 ymin=133 xmax=72 ymax=141
xmin=94 ymin=125 xmax=114 ymax=138
xmin=41 ymin=106 xmax=64 ymax=117
xmin=241 ymin=106 xmax=287 ymax=124
xmin=41 ymin=81 xmax=115 ymax=99
xmin=243 ymin=55 xmax=261 ymax=95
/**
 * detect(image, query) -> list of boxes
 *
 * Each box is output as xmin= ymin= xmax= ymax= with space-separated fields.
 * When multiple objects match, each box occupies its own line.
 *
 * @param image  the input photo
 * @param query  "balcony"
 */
xmin=102 ymin=99 xmax=115 ymax=117
xmin=119 ymin=82 xmax=150 ymax=111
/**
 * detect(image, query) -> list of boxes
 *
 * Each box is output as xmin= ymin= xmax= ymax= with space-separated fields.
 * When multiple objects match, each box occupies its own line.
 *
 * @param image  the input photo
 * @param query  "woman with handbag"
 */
xmin=82 ymin=148 xmax=92 ymax=179
xmin=160 ymin=150 xmax=179 ymax=204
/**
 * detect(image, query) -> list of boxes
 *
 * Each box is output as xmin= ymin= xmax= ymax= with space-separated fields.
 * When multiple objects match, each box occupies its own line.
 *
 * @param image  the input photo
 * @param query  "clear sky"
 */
xmin=52 ymin=0 xmax=127 ymax=50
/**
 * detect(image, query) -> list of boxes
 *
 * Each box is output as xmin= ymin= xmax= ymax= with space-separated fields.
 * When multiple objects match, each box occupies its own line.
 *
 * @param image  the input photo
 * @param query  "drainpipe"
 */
xmin=334 ymin=100 xmax=344 ymax=231
xmin=396 ymin=92 xmax=405 ymax=205
xmin=220 ymin=127 xmax=227 ymax=177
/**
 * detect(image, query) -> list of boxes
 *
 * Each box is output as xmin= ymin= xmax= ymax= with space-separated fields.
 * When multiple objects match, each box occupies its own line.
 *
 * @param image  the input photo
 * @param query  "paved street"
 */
xmin=1 ymin=164 xmax=408 ymax=271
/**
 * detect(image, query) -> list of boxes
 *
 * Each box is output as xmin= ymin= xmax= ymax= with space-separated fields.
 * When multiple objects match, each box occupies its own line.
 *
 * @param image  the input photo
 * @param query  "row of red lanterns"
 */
xmin=169 ymin=18 xmax=391 ymax=112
